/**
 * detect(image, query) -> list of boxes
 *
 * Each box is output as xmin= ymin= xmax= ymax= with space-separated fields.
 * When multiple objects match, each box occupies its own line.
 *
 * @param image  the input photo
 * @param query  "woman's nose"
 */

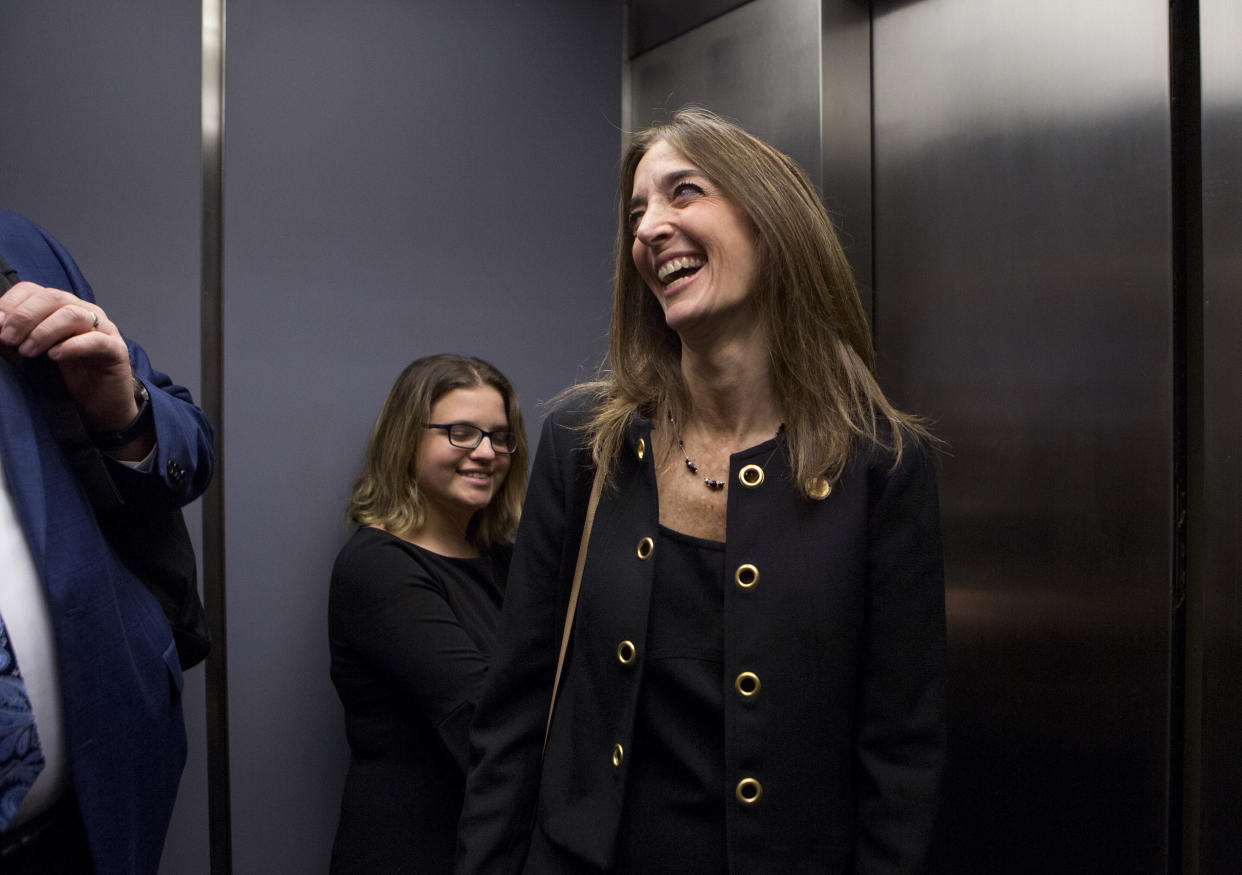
xmin=470 ymin=437 xmax=498 ymax=460
xmin=634 ymin=202 xmax=672 ymax=245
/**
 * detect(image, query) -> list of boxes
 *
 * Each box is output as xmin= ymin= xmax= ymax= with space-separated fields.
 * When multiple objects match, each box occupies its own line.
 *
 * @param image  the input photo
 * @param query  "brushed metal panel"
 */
xmin=873 ymin=2 xmax=1173 ymax=871
xmin=1197 ymin=1 xmax=1242 ymax=871
xmin=628 ymin=0 xmax=821 ymax=192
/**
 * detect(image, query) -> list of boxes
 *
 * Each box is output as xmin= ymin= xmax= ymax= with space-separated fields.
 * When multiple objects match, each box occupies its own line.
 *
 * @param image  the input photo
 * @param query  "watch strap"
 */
xmin=89 ymin=378 xmax=153 ymax=450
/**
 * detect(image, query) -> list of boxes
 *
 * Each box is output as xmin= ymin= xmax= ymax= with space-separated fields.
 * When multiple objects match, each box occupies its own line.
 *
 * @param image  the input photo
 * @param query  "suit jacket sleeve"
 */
xmin=0 ymin=210 xmax=214 ymax=508
xmin=107 ymin=339 xmax=214 ymax=509
xmin=854 ymin=439 xmax=947 ymax=874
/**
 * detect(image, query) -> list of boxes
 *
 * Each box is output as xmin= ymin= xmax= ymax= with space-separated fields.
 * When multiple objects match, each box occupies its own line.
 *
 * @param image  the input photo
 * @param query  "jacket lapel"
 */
xmin=0 ymin=356 xmax=50 ymax=566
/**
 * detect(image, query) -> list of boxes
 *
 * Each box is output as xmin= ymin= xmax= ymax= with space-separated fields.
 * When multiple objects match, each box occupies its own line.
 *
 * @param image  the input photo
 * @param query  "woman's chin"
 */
xmin=662 ymin=301 xmax=701 ymax=334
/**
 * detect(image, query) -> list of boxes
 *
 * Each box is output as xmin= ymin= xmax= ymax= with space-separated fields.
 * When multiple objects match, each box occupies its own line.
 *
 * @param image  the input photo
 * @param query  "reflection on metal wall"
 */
xmin=1197 ymin=1 xmax=1242 ymax=871
xmin=872 ymin=2 xmax=1173 ymax=871
xmin=819 ymin=0 xmax=873 ymax=308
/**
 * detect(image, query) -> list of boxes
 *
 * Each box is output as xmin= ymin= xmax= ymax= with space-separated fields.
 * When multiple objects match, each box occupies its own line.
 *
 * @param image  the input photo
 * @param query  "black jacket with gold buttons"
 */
xmin=457 ymin=405 xmax=946 ymax=875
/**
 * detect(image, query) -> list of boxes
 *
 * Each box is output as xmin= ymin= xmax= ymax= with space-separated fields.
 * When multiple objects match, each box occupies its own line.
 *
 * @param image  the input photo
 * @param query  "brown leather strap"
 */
xmin=544 ymin=464 xmax=605 ymax=751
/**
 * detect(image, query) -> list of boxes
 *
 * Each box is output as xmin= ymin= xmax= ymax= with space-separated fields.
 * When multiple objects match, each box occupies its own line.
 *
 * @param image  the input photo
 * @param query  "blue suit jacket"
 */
xmin=0 ymin=210 xmax=214 ymax=874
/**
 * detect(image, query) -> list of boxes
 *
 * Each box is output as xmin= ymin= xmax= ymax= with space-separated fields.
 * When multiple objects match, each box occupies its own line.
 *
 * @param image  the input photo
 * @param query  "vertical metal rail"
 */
xmin=201 ymin=0 xmax=231 ymax=871
xmin=1169 ymin=1 xmax=1202 ymax=872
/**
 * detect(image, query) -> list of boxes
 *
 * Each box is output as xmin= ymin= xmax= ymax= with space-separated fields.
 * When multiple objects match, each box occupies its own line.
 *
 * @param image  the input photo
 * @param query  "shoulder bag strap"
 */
xmin=544 ymin=463 xmax=605 ymax=752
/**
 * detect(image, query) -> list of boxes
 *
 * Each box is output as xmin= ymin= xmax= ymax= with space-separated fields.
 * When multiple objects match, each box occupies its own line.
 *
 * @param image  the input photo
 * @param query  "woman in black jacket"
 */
xmin=457 ymin=108 xmax=945 ymax=874
xmin=329 ymin=354 xmax=527 ymax=874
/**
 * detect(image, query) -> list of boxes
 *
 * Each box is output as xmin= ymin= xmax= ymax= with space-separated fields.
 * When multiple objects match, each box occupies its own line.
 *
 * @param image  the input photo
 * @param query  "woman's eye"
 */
xmin=627 ymin=209 xmax=644 ymax=234
xmin=672 ymin=181 xmax=704 ymax=199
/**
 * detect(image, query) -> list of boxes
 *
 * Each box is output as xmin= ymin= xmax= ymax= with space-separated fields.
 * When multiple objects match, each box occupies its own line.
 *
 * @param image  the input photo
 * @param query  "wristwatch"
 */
xmin=90 ymin=377 xmax=153 ymax=450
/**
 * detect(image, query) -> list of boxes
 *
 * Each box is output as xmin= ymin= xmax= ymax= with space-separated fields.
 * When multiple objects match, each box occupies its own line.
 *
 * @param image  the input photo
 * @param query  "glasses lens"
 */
xmin=447 ymin=424 xmax=483 ymax=448
xmin=490 ymin=431 xmax=517 ymax=454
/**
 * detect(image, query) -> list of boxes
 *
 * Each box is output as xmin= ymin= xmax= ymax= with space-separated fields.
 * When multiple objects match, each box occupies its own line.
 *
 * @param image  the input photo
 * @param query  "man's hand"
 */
xmin=0 ymin=281 xmax=152 ymax=458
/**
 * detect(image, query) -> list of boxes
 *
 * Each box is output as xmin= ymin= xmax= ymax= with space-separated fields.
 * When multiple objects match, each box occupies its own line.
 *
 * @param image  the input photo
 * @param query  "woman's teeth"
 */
xmin=658 ymin=255 xmax=705 ymax=285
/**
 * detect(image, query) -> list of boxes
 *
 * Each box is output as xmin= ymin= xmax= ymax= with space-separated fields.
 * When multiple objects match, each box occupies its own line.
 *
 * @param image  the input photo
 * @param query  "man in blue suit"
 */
xmin=0 ymin=209 xmax=214 ymax=873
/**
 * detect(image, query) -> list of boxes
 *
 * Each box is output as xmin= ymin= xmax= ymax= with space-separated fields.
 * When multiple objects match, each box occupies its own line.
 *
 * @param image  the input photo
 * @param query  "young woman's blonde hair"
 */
xmin=346 ymin=354 xmax=528 ymax=549
xmin=576 ymin=107 xmax=930 ymax=494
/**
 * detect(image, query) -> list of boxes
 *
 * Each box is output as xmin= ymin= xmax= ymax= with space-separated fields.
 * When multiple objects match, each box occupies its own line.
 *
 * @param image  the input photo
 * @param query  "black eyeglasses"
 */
xmin=426 ymin=423 xmax=519 ymax=454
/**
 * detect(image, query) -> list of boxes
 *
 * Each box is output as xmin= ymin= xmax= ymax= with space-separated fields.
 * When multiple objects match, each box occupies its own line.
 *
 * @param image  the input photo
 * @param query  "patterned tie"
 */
xmin=0 ymin=611 xmax=43 ymax=831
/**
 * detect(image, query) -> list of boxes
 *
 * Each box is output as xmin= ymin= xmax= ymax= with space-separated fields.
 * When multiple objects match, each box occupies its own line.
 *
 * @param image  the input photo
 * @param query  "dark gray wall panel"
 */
xmin=222 ymin=2 xmax=619 ymax=871
xmin=0 ymin=4 xmax=209 ymax=873
xmin=873 ymin=2 xmax=1173 ymax=871
xmin=1198 ymin=1 xmax=1242 ymax=871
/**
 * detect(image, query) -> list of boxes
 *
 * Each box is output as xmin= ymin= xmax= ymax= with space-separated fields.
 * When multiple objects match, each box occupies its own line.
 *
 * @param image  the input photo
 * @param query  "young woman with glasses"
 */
xmin=328 ymin=354 xmax=528 ymax=874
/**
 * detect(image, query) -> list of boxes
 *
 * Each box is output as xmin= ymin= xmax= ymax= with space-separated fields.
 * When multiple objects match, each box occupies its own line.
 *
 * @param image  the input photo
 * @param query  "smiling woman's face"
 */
xmin=413 ymin=385 xmax=511 ymax=532
xmin=627 ymin=139 xmax=760 ymax=340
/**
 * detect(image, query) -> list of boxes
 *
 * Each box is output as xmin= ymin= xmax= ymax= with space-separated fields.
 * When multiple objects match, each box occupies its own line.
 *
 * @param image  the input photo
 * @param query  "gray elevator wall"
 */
xmin=0 ymin=3 xmax=209 ymax=872
xmin=872 ymin=2 xmax=1173 ymax=871
xmin=222 ymin=1 xmax=620 ymax=871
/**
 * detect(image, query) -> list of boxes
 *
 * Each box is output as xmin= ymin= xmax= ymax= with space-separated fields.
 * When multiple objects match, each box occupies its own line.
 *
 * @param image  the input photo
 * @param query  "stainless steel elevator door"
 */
xmin=872 ymin=2 xmax=1174 ymax=871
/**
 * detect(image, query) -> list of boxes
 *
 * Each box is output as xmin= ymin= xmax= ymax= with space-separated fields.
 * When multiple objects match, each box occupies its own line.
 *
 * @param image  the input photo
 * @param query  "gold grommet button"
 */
xmin=807 ymin=476 xmax=832 ymax=500
xmin=612 ymin=743 xmax=624 ymax=767
xmin=617 ymin=640 xmax=636 ymax=665
xmin=734 ymin=563 xmax=759 ymax=590
xmin=736 ymin=777 xmax=762 ymax=805
xmin=735 ymin=671 xmax=760 ymax=697
xmin=738 ymin=464 xmax=764 ymax=488
xmin=636 ymin=437 xmax=646 ymax=461
xmin=637 ymin=537 xmax=654 ymax=559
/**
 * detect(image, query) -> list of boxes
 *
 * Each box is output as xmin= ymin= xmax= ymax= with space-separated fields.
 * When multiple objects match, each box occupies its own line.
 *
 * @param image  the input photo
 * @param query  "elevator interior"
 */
xmin=2 ymin=1 xmax=1237 ymax=872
